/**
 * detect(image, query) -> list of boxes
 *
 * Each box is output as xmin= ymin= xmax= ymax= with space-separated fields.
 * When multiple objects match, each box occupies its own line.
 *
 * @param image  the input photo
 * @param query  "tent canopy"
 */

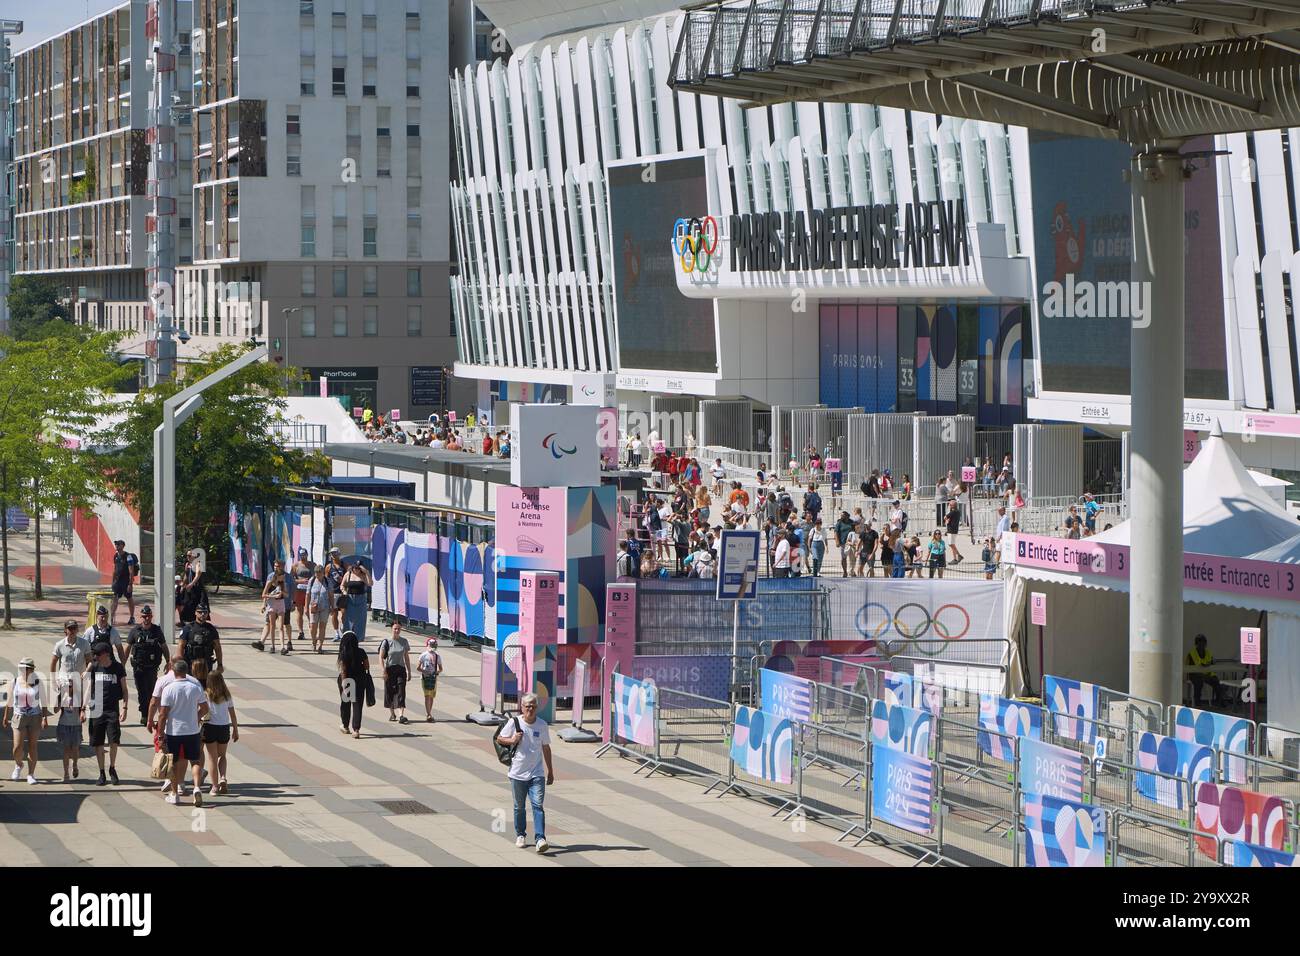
xmin=1090 ymin=430 xmax=1299 ymax=558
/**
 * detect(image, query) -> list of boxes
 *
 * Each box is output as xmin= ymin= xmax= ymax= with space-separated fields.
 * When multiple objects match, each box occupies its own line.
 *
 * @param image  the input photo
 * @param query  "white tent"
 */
xmin=1007 ymin=426 xmax=1300 ymax=733
xmin=1087 ymin=427 xmax=1299 ymax=556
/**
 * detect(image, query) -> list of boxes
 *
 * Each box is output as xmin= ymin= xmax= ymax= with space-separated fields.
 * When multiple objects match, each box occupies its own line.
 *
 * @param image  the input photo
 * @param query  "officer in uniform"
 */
xmin=123 ymin=605 xmax=169 ymax=725
xmin=178 ymin=604 xmax=223 ymax=674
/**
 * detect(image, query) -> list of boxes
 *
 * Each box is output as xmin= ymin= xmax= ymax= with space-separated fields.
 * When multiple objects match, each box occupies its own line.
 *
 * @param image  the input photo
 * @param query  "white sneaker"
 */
xmin=26 ymin=775 xmax=37 ymax=785
xmin=165 ymin=793 xmax=180 ymax=805
xmin=515 ymin=835 xmax=527 ymax=848
xmin=536 ymin=839 xmax=549 ymax=854
xmin=160 ymin=779 xmax=173 ymax=793
xmin=10 ymin=766 xmax=20 ymax=780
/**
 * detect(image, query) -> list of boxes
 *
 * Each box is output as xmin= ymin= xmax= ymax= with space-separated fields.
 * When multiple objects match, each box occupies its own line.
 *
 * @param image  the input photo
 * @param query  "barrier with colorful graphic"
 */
xmin=977 ymin=694 xmax=1043 ymax=762
xmin=612 ymin=673 xmax=657 ymax=747
xmin=1225 ymin=840 xmax=1300 ymax=867
xmin=1172 ymin=706 xmax=1252 ymax=785
xmin=871 ymin=747 xmax=934 ymax=836
xmin=1193 ymin=782 xmax=1292 ymax=860
xmin=1023 ymin=795 xmax=1106 ymax=867
xmin=1044 ymin=675 xmax=1101 ymax=745
xmin=871 ymin=699 xmax=934 ymax=758
xmin=731 ymin=705 xmax=795 ymax=785
xmin=1134 ymin=732 xmax=1214 ymax=810
xmin=760 ymin=669 xmax=815 ymax=723
xmin=370 ymin=525 xmax=496 ymax=642
xmin=1019 ymin=737 xmax=1085 ymax=801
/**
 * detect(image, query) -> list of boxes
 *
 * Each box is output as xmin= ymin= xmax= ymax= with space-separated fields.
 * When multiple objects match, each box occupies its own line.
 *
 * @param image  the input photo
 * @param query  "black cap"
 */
xmin=140 ymin=605 xmax=153 ymax=615
xmin=96 ymin=606 xmax=108 ymax=616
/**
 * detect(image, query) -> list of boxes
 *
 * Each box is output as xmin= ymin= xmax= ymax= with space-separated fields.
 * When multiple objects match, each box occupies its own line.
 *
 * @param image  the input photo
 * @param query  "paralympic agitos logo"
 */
xmin=541 ymin=433 xmax=578 ymax=460
xmin=671 ymin=216 xmax=720 ymax=274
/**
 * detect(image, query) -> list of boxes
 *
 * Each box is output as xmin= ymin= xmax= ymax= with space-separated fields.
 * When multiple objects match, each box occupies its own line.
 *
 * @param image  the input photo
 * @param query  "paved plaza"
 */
xmin=0 ymin=551 xmax=910 ymax=867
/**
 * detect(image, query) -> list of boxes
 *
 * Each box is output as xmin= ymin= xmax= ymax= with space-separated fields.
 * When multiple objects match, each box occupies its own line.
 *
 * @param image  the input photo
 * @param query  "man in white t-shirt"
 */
xmin=496 ymin=692 xmax=554 ymax=853
xmin=158 ymin=659 xmax=209 ymax=807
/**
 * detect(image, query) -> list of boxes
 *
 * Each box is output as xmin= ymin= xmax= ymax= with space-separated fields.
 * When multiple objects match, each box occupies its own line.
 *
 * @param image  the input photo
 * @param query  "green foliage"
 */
xmin=6 ymin=275 xmax=83 ymax=342
xmin=0 ymin=330 xmax=133 ymax=615
xmin=100 ymin=344 xmax=330 ymax=576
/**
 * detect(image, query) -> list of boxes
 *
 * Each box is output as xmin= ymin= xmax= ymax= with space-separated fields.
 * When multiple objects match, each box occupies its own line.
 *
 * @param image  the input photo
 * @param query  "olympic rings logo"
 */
xmin=671 ymin=216 xmax=719 ymax=274
xmin=853 ymin=602 xmax=971 ymax=657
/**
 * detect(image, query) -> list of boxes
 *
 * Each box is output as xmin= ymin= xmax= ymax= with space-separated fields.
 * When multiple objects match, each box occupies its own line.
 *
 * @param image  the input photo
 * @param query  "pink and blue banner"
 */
xmin=1194 ymin=782 xmax=1292 ymax=861
xmin=871 ymin=699 xmax=933 ymax=758
xmin=871 ymin=747 xmax=934 ymax=836
xmin=731 ymin=705 xmax=795 ymax=785
xmin=1135 ymin=731 xmax=1214 ymax=810
xmin=977 ymin=694 xmax=1043 ymax=762
xmin=1044 ymin=675 xmax=1100 ymax=745
xmin=1023 ymin=795 xmax=1106 ymax=867
xmin=1019 ymin=737 xmax=1085 ymax=802
xmin=760 ymin=669 xmax=814 ymax=723
xmin=612 ymin=673 xmax=656 ymax=747
xmin=370 ymin=525 xmax=496 ymax=642
xmin=1012 ymin=532 xmax=1300 ymax=605
xmin=1172 ymin=706 xmax=1252 ymax=785
xmin=1225 ymin=840 xmax=1299 ymax=867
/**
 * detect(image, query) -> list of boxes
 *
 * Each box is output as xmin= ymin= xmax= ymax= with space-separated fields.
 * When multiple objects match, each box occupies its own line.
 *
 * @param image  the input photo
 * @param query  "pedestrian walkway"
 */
xmin=0 ymin=575 xmax=913 ymax=867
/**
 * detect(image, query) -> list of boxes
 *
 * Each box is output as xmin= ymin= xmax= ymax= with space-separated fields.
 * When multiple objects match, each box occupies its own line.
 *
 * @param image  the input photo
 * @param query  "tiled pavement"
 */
xmin=0 ymin=574 xmax=911 ymax=867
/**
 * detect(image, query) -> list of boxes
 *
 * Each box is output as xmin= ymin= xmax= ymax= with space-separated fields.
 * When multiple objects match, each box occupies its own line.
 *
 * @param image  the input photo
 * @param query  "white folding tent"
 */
xmin=1006 ymin=427 xmax=1300 ymax=732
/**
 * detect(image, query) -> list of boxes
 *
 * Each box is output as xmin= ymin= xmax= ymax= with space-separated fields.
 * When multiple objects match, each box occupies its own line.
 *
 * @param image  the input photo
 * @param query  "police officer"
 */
xmin=124 ymin=605 xmax=169 ymax=726
xmin=82 ymin=606 xmax=126 ymax=665
xmin=178 ymin=604 xmax=223 ymax=674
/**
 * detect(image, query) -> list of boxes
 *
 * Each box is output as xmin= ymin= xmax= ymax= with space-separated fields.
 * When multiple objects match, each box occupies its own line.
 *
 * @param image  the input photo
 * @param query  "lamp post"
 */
xmin=153 ymin=346 xmax=268 ymax=630
xmin=280 ymin=307 xmax=300 ymax=395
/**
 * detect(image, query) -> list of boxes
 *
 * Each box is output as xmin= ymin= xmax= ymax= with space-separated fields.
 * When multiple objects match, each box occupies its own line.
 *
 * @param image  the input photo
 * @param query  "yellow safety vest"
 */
xmin=1186 ymin=647 xmax=1213 ymax=673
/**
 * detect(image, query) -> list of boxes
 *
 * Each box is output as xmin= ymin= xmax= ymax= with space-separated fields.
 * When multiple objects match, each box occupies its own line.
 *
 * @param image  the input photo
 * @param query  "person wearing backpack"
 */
xmin=494 ymin=692 xmax=554 ymax=853
xmin=125 ymin=605 xmax=169 ymax=726
xmin=178 ymin=604 xmax=222 ymax=675
xmin=110 ymin=539 xmax=140 ymax=626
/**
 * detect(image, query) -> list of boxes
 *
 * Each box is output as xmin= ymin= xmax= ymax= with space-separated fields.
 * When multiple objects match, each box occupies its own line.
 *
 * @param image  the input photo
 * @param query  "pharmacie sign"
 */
xmin=728 ymin=199 xmax=971 ymax=273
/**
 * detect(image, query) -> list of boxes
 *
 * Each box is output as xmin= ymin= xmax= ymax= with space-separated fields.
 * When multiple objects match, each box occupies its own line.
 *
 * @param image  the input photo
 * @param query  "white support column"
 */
xmin=1128 ymin=142 xmax=1188 ymax=706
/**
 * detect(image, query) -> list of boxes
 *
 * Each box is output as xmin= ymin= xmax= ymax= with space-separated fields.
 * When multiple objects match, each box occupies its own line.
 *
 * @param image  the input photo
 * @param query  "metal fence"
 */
xmin=595 ymin=666 xmax=1300 ymax=866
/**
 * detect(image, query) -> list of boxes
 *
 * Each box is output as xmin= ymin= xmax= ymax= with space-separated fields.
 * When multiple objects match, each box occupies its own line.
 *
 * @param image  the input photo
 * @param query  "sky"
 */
xmin=4 ymin=0 xmax=123 ymax=54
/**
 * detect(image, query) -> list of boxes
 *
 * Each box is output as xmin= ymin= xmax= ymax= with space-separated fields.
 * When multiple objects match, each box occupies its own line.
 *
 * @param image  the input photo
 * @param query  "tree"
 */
xmin=0 ymin=331 xmax=129 ymax=623
xmin=6 ymin=275 xmax=84 ymax=341
xmin=100 ymin=344 xmax=329 ymax=581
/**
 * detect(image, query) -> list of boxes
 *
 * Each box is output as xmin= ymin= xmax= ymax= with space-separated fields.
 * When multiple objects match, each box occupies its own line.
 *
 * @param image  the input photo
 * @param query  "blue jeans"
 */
xmin=511 ymin=776 xmax=546 ymax=840
xmin=343 ymin=594 xmax=368 ymax=640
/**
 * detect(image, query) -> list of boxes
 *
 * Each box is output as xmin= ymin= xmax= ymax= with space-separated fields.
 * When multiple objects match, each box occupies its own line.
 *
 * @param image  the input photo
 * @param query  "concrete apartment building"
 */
xmin=11 ymin=0 xmax=467 ymax=418
xmin=12 ymin=2 xmax=193 ymax=344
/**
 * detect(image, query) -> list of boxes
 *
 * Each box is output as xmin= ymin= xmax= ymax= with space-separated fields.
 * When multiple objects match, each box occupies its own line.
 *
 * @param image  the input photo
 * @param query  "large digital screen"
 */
xmin=1028 ymin=132 xmax=1228 ymax=399
xmin=608 ymin=156 xmax=718 ymax=374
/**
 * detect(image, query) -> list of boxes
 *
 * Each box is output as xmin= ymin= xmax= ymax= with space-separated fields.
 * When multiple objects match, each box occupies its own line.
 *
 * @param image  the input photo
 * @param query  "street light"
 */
xmin=280 ymin=307 xmax=300 ymax=395
xmin=153 ymin=345 xmax=268 ymax=630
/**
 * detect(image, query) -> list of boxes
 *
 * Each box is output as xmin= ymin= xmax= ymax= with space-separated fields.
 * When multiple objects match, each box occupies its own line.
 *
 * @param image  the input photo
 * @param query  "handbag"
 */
xmin=492 ymin=716 xmax=521 ymax=766
xmin=363 ymin=669 xmax=376 ymax=707
xmin=150 ymin=733 xmax=173 ymax=780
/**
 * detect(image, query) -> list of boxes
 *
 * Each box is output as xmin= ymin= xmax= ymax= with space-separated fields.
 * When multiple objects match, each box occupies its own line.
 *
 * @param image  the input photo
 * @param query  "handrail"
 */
xmin=281 ymin=485 xmax=494 ymax=522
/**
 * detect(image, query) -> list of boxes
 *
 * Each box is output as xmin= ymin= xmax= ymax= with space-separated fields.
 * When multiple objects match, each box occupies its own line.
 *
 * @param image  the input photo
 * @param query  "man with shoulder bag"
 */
xmin=493 ymin=692 xmax=554 ymax=854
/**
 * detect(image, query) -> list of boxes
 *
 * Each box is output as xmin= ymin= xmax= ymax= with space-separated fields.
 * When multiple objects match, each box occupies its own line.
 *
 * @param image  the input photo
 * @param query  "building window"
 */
xmin=300 ymin=58 xmax=315 ymax=95
xmin=363 ymin=226 xmax=377 ymax=257
xmin=407 ymin=304 xmax=422 ymax=336
xmin=301 ymin=0 xmax=315 ymax=15
xmin=406 ymin=61 xmax=420 ymax=98
xmin=287 ymin=107 xmax=301 ymax=136
xmin=333 ymin=224 xmax=347 ymax=257
xmin=406 ymin=107 xmax=420 ymax=137
xmin=363 ymin=265 xmax=378 ymax=296
xmin=406 ymin=0 xmax=420 ymax=21
xmin=287 ymin=150 xmax=301 ymax=176
xmin=301 ymin=305 xmax=316 ymax=337
xmin=301 ymin=226 xmax=316 ymax=257
xmin=301 ymin=266 xmax=315 ymax=296
xmin=407 ymin=268 xmax=421 ymax=296
xmin=332 ymin=26 xmax=346 ymax=57
xmin=407 ymin=223 xmax=420 ymax=258
xmin=407 ymin=141 xmax=421 ymax=178
xmin=363 ymin=304 xmax=378 ymax=336
xmin=333 ymin=306 xmax=348 ymax=337
xmin=333 ymin=67 xmax=346 ymax=96
xmin=378 ymin=107 xmax=391 ymax=138
xmin=363 ymin=62 xmax=376 ymax=97
xmin=333 ymin=267 xmax=347 ymax=296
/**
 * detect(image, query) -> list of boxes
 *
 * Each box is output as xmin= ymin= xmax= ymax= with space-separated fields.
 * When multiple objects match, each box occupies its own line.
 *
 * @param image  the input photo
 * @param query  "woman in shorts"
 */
xmin=4 ymin=657 xmax=47 ymax=784
xmin=416 ymin=638 xmax=443 ymax=722
xmin=56 ymin=677 xmax=83 ymax=782
xmin=307 ymin=565 xmax=332 ymax=653
xmin=982 ymin=536 xmax=999 ymax=580
xmin=927 ymin=530 xmax=947 ymax=579
xmin=257 ymin=559 xmax=290 ymax=654
xmin=201 ymin=671 xmax=238 ymax=795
